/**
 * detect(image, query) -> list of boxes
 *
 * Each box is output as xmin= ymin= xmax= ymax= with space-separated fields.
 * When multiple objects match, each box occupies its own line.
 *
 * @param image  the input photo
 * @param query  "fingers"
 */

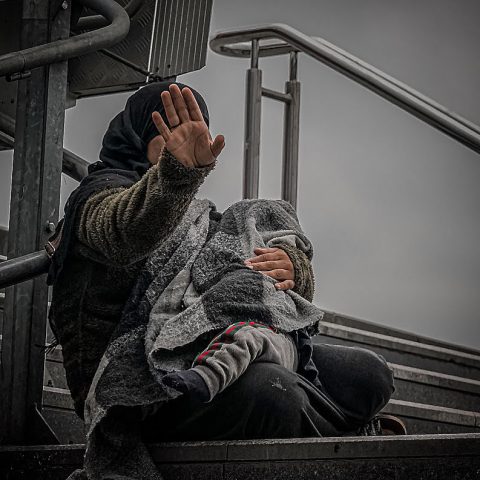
xmin=161 ymin=90 xmax=180 ymax=128
xmin=253 ymin=247 xmax=281 ymax=255
xmin=169 ymin=84 xmax=190 ymax=123
xmin=246 ymin=259 xmax=292 ymax=271
xmin=245 ymin=250 xmax=285 ymax=264
xmin=210 ymin=134 xmax=225 ymax=158
xmin=151 ymin=111 xmax=172 ymax=142
xmin=182 ymin=87 xmax=205 ymax=122
xmin=275 ymin=279 xmax=295 ymax=291
xmin=260 ymin=269 xmax=293 ymax=281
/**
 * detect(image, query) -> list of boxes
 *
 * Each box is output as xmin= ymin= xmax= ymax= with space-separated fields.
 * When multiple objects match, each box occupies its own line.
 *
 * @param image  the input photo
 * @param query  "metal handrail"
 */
xmin=210 ymin=23 xmax=480 ymax=154
xmin=0 ymin=251 xmax=50 ymax=290
xmin=74 ymin=0 xmax=144 ymax=31
xmin=0 ymin=0 xmax=130 ymax=289
xmin=0 ymin=0 xmax=130 ymax=78
xmin=0 ymin=113 xmax=89 ymax=181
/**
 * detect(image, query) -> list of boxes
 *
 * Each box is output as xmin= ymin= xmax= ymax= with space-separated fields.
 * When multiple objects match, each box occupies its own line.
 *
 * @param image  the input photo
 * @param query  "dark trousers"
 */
xmin=142 ymin=343 xmax=394 ymax=441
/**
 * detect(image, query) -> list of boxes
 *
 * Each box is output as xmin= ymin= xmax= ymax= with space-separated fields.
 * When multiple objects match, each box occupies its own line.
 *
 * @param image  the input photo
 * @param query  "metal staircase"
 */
xmin=1 ymin=3 xmax=480 ymax=479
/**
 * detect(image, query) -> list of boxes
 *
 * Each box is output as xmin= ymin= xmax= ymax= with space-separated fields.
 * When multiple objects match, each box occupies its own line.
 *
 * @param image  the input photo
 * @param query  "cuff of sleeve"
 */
xmin=277 ymin=242 xmax=315 ymax=302
xmin=158 ymin=149 xmax=214 ymax=186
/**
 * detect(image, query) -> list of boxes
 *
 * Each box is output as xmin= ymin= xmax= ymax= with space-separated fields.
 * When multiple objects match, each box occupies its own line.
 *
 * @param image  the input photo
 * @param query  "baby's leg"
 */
xmin=163 ymin=322 xmax=297 ymax=402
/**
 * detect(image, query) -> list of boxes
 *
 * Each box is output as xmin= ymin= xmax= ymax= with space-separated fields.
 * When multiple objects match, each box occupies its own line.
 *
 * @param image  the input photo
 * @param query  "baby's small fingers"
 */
xmin=275 ymin=280 xmax=295 ymax=291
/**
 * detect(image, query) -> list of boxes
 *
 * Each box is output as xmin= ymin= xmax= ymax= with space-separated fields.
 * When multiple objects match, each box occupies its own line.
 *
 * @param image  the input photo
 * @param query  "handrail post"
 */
xmin=243 ymin=39 xmax=262 ymax=199
xmin=0 ymin=0 xmax=71 ymax=445
xmin=282 ymin=51 xmax=300 ymax=209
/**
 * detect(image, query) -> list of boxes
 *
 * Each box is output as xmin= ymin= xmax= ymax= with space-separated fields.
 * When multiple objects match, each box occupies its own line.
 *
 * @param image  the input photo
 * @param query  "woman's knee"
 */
xmin=312 ymin=343 xmax=395 ymax=424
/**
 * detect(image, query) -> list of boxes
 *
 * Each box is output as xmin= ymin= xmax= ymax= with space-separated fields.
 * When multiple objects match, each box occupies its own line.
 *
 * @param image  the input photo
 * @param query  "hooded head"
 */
xmin=94 ymin=81 xmax=209 ymax=176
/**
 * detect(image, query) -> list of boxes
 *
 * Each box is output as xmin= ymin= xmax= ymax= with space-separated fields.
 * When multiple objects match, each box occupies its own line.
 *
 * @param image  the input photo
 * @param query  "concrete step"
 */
xmin=44 ymin=348 xmax=68 ymax=390
xmin=1 ymin=434 xmax=480 ymax=479
xmin=316 ymin=322 xmax=480 ymax=380
xmin=42 ymin=387 xmax=85 ymax=444
xmin=384 ymin=399 xmax=480 ymax=434
xmin=391 ymin=363 xmax=480 ymax=412
xmin=321 ymin=310 xmax=480 ymax=357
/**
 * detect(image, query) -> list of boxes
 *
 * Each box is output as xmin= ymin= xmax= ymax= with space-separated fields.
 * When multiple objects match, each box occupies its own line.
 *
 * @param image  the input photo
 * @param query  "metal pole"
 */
xmin=1 ymin=0 xmax=71 ymax=444
xmin=243 ymin=39 xmax=262 ymax=199
xmin=282 ymin=52 xmax=300 ymax=209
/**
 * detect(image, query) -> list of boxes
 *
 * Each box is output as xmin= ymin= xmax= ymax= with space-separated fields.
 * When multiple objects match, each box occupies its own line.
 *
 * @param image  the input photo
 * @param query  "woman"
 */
xmin=48 ymin=82 xmax=394 ymax=480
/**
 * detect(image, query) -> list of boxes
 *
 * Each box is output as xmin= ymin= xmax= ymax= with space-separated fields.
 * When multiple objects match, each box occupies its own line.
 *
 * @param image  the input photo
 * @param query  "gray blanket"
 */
xmin=73 ymin=199 xmax=324 ymax=480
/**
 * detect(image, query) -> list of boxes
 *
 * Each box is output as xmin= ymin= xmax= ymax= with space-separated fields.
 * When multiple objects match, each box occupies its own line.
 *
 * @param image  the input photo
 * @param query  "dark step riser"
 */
xmin=392 ymin=379 xmax=480 ymax=412
xmin=2 ymin=452 xmax=480 ymax=480
xmin=3 ymin=459 xmax=480 ymax=480
xmin=396 ymin=416 xmax=480 ymax=435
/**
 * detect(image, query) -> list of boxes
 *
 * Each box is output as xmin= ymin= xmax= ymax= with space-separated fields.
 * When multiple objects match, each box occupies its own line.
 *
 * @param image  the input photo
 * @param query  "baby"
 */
xmin=163 ymin=320 xmax=298 ymax=403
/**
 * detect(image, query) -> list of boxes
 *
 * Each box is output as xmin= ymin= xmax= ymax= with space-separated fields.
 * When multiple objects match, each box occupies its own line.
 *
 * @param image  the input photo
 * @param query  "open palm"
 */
xmin=152 ymin=84 xmax=224 ymax=168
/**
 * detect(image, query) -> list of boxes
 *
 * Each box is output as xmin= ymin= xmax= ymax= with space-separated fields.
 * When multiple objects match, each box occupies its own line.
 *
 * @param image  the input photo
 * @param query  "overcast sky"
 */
xmin=1 ymin=0 xmax=479 ymax=348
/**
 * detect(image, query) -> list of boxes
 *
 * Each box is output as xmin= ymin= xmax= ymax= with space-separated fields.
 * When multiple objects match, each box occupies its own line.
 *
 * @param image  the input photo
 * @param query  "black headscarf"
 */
xmin=47 ymin=81 xmax=209 ymax=284
xmin=94 ymin=81 xmax=209 ymax=176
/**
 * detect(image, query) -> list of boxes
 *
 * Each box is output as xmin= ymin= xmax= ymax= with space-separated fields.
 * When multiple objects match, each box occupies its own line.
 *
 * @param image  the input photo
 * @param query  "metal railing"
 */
xmin=0 ymin=113 xmax=89 ymax=181
xmin=210 ymin=23 xmax=480 ymax=207
xmin=0 ymin=251 xmax=50 ymax=289
xmin=0 ymin=0 xmax=129 ymax=290
xmin=74 ymin=0 xmax=143 ymax=30
xmin=0 ymin=0 xmax=130 ymax=78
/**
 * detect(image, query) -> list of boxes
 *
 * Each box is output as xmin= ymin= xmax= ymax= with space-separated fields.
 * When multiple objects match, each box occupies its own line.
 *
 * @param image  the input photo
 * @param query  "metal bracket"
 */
xmin=6 ymin=71 xmax=32 ymax=82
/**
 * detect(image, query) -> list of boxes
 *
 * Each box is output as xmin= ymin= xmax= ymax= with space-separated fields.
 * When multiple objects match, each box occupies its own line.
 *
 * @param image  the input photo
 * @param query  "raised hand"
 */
xmin=152 ymin=84 xmax=225 ymax=168
xmin=244 ymin=247 xmax=295 ymax=291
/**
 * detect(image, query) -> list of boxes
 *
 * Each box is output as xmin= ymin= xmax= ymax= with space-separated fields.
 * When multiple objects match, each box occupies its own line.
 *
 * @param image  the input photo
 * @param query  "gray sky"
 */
xmin=1 ymin=0 xmax=479 ymax=348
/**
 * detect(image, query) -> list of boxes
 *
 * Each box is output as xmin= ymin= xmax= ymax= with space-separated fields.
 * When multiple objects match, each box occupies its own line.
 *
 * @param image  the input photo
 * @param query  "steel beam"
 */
xmin=0 ymin=0 xmax=70 ymax=444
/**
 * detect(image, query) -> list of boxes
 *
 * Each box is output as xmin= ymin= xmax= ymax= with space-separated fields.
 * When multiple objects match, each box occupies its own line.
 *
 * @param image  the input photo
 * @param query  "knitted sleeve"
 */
xmin=276 ymin=242 xmax=315 ymax=302
xmin=77 ymin=150 xmax=213 ymax=265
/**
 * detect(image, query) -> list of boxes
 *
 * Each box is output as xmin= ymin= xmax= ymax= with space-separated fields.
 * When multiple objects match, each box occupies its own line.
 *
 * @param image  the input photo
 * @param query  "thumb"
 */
xmin=210 ymin=134 xmax=225 ymax=158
